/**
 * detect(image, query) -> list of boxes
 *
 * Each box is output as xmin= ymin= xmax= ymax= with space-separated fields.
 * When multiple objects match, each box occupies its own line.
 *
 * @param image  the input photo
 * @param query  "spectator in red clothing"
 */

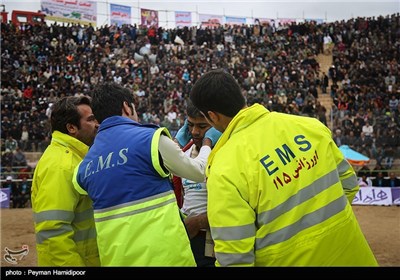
xmin=147 ymin=26 xmax=157 ymax=44
xmin=66 ymin=54 xmax=74 ymax=62
xmin=337 ymin=41 xmax=346 ymax=52
xmin=23 ymin=85 xmax=33 ymax=99
xmin=18 ymin=165 xmax=32 ymax=180
xmin=337 ymin=98 xmax=349 ymax=119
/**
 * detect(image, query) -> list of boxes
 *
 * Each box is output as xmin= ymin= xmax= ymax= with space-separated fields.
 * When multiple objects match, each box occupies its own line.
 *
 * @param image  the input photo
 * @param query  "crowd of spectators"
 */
xmin=327 ymin=14 xmax=400 ymax=172
xmin=1 ymin=13 xmax=400 ymax=201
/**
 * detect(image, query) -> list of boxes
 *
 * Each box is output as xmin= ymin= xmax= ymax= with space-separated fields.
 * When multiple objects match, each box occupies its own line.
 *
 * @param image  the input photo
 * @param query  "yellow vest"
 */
xmin=207 ymin=104 xmax=378 ymax=266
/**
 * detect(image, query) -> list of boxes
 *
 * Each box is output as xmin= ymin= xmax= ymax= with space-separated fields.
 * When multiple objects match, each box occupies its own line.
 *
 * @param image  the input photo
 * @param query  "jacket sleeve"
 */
xmin=337 ymin=157 xmax=360 ymax=203
xmin=207 ymin=166 xmax=256 ymax=267
xmin=32 ymin=164 xmax=86 ymax=266
xmin=329 ymin=136 xmax=360 ymax=203
xmin=158 ymin=134 xmax=211 ymax=182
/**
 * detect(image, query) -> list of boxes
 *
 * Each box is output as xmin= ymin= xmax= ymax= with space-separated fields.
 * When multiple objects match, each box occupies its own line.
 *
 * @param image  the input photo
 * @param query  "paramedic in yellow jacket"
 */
xmin=31 ymin=96 xmax=100 ymax=266
xmin=189 ymin=69 xmax=378 ymax=267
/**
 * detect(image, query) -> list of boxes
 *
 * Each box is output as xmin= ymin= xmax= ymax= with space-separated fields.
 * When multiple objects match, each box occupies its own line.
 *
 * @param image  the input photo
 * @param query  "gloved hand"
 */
xmin=204 ymin=127 xmax=222 ymax=147
xmin=175 ymin=119 xmax=191 ymax=147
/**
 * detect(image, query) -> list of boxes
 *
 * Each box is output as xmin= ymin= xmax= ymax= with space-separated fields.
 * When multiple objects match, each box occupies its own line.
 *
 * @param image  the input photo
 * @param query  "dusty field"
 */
xmin=0 ymin=206 xmax=399 ymax=267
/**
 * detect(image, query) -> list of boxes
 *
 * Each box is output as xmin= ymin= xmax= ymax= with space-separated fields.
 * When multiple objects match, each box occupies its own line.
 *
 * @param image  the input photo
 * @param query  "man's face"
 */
xmin=187 ymin=115 xmax=211 ymax=148
xmin=200 ymin=111 xmax=225 ymax=134
xmin=76 ymin=104 xmax=99 ymax=146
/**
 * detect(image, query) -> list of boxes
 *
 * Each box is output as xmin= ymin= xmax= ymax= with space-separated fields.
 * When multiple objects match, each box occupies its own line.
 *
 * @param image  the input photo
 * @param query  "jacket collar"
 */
xmin=98 ymin=116 xmax=139 ymax=132
xmin=207 ymin=103 xmax=269 ymax=174
xmin=51 ymin=130 xmax=89 ymax=158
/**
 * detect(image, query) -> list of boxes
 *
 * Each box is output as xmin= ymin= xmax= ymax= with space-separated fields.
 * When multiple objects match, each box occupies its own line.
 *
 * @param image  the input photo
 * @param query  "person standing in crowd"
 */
xmin=3 ymin=176 xmax=17 ymax=208
xmin=387 ymin=172 xmax=400 ymax=187
xmin=19 ymin=176 xmax=32 ymax=208
xmin=31 ymin=96 xmax=100 ymax=266
xmin=173 ymin=101 xmax=220 ymax=267
xmin=323 ymin=33 xmax=333 ymax=54
xmin=10 ymin=177 xmax=30 ymax=208
xmin=12 ymin=147 xmax=27 ymax=167
xmin=72 ymin=83 xmax=220 ymax=266
xmin=4 ymin=134 xmax=18 ymax=152
xmin=189 ymin=69 xmax=378 ymax=267
xmin=358 ymin=172 xmax=373 ymax=187
xmin=320 ymin=71 xmax=329 ymax=94
xmin=372 ymin=171 xmax=388 ymax=187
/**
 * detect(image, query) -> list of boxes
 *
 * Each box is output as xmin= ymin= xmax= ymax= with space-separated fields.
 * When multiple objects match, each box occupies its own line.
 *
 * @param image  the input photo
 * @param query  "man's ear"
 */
xmin=207 ymin=111 xmax=219 ymax=123
xmin=122 ymin=101 xmax=131 ymax=116
xmin=66 ymin=123 xmax=78 ymax=135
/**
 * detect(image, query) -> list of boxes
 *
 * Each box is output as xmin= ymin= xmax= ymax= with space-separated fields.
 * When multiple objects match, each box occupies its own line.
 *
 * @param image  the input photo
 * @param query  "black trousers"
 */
xmin=190 ymin=231 xmax=216 ymax=267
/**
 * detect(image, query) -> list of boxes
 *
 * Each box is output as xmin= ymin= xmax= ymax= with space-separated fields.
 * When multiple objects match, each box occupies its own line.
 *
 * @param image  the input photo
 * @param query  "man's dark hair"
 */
xmin=186 ymin=99 xmax=203 ymax=119
xmin=190 ymin=69 xmax=245 ymax=118
xmin=89 ymin=82 xmax=135 ymax=123
xmin=51 ymin=96 xmax=91 ymax=133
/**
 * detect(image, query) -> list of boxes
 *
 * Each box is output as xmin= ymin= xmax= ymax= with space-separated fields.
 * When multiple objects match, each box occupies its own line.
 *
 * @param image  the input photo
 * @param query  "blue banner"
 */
xmin=110 ymin=3 xmax=131 ymax=26
xmin=1 ymin=188 xmax=10 ymax=208
xmin=175 ymin=11 xmax=191 ymax=27
xmin=225 ymin=16 xmax=246 ymax=25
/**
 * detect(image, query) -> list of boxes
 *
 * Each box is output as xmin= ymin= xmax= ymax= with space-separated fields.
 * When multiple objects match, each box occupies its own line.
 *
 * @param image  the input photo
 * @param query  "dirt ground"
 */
xmin=0 ymin=206 xmax=399 ymax=267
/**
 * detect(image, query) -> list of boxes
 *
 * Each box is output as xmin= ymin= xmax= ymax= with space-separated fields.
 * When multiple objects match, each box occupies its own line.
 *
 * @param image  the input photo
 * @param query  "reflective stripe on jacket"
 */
xmin=206 ymin=103 xmax=378 ymax=266
xmin=31 ymin=131 xmax=100 ymax=266
xmin=73 ymin=116 xmax=196 ymax=266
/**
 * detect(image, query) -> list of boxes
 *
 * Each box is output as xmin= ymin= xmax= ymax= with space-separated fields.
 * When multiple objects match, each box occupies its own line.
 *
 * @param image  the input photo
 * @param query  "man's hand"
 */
xmin=175 ymin=119 xmax=191 ymax=147
xmin=184 ymin=214 xmax=208 ymax=239
xmin=203 ymin=127 xmax=222 ymax=147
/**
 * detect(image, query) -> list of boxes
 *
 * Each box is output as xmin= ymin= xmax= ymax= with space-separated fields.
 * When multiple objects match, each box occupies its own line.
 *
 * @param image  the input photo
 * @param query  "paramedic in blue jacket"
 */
xmin=72 ymin=82 xmax=220 ymax=266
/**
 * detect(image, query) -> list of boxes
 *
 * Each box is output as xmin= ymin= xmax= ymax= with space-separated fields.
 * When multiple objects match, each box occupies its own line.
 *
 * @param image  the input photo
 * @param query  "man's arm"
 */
xmin=159 ymin=135 xmax=211 ymax=182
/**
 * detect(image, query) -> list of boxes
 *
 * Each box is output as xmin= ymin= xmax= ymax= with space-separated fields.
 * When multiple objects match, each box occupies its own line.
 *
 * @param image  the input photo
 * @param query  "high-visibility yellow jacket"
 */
xmin=31 ymin=131 xmax=100 ymax=266
xmin=206 ymin=104 xmax=378 ymax=267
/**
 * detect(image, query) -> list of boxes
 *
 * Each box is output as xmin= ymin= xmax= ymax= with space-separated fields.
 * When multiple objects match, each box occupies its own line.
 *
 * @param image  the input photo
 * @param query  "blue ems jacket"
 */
xmin=73 ymin=116 xmax=196 ymax=266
